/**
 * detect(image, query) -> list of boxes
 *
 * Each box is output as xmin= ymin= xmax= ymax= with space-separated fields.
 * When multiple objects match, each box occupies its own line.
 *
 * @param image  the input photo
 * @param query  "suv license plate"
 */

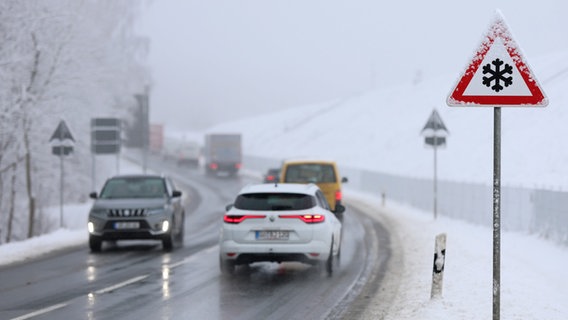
xmin=256 ymin=230 xmax=289 ymax=240
xmin=114 ymin=222 xmax=140 ymax=229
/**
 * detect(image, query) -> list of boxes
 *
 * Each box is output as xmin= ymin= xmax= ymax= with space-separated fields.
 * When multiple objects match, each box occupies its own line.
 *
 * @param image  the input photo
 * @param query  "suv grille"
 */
xmin=107 ymin=208 xmax=147 ymax=217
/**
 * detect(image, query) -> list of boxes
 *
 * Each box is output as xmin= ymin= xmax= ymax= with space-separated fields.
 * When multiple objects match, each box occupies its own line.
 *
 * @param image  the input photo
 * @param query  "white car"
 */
xmin=219 ymin=183 xmax=344 ymax=275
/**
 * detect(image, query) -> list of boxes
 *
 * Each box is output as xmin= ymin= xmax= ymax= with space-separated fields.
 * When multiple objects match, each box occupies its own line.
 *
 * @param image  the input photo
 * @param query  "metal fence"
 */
xmin=244 ymin=155 xmax=568 ymax=245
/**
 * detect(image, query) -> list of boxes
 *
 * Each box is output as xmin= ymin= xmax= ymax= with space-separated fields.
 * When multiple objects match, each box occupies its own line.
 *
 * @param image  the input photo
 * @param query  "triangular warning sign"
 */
xmin=49 ymin=120 xmax=75 ymax=142
xmin=421 ymin=109 xmax=448 ymax=133
xmin=447 ymin=11 xmax=547 ymax=107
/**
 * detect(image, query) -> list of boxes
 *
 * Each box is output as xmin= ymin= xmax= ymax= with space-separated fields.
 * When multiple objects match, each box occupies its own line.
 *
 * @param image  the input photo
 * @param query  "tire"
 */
xmin=176 ymin=214 xmax=185 ymax=246
xmin=220 ymin=257 xmax=236 ymax=275
xmin=162 ymin=231 xmax=174 ymax=251
xmin=335 ymin=240 xmax=341 ymax=266
xmin=325 ymin=239 xmax=334 ymax=276
xmin=89 ymin=235 xmax=102 ymax=252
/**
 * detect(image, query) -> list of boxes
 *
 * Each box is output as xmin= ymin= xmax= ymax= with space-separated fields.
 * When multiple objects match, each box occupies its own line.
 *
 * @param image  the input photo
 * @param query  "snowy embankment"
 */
xmin=346 ymin=191 xmax=568 ymax=320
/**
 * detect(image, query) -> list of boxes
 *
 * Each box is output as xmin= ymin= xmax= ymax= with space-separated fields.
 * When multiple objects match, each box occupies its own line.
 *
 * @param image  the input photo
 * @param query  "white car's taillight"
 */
xmin=279 ymin=214 xmax=325 ymax=224
xmin=223 ymin=215 xmax=266 ymax=224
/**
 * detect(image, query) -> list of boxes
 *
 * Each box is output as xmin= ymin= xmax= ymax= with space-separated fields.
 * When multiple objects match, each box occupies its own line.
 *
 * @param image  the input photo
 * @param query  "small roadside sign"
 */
xmin=91 ymin=118 xmax=121 ymax=154
xmin=49 ymin=120 xmax=75 ymax=143
xmin=50 ymin=120 xmax=75 ymax=156
xmin=420 ymin=109 xmax=449 ymax=219
xmin=49 ymin=120 xmax=75 ymax=228
xmin=447 ymin=10 xmax=547 ymax=107
xmin=421 ymin=109 xmax=448 ymax=133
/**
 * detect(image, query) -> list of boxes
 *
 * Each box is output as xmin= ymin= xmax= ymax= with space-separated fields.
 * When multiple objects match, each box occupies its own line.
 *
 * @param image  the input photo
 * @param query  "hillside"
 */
xmin=208 ymin=50 xmax=568 ymax=190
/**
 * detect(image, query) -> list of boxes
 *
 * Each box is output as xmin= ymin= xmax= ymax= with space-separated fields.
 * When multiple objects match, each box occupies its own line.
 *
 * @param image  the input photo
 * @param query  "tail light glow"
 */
xmin=235 ymin=163 xmax=242 ymax=169
xmin=209 ymin=163 xmax=219 ymax=170
xmin=335 ymin=190 xmax=342 ymax=201
xmin=279 ymin=214 xmax=325 ymax=224
xmin=223 ymin=215 xmax=266 ymax=224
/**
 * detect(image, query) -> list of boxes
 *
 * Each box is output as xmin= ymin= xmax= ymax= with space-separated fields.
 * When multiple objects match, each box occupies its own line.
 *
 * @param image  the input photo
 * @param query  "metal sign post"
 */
xmin=447 ymin=11 xmax=547 ymax=320
xmin=135 ymin=93 xmax=150 ymax=174
xmin=49 ymin=120 xmax=75 ymax=228
xmin=492 ymin=107 xmax=501 ymax=317
xmin=421 ymin=109 xmax=448 ymax=219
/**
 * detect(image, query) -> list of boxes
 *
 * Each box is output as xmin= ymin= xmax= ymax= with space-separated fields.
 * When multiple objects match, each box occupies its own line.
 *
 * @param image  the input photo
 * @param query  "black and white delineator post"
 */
xmin=49 ymin=120 xmax=75 ymax=228
xmin=431 ymin=233 xmax=447 ymax=299
xmin=447 ymin=11 xmax=547 ymax=320
xmin=421 ymin=109 xmax=448 ymax=219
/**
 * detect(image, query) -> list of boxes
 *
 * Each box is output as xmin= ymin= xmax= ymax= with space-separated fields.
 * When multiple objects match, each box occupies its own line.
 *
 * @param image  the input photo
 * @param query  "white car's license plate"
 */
xmin=114 ymin=222 xmax=140 ymax=229
xmin=256 ymin=230 xmax=289 ymax=240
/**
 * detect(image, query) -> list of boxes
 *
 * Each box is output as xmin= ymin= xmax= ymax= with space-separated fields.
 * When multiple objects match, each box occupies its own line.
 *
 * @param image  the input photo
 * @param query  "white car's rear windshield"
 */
xmin=234 ymin=193 xmax=315 ymax=211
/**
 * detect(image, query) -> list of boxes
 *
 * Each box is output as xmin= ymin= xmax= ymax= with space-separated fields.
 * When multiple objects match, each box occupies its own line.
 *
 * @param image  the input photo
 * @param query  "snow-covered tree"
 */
xmin=0 ymin=0 xmax=150 ymax=242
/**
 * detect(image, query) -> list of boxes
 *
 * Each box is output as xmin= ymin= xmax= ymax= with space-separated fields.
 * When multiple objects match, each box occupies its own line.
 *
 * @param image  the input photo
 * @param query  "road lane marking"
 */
xmin=10 ymin=303 xmax=67 ymax=320
xmin=168 ymin=245 xmax=218 ymax=269
xmin=11 ymin=245 xmax=218 ymax=320
xmin=93 ymin=274 xmax=149 ymax=295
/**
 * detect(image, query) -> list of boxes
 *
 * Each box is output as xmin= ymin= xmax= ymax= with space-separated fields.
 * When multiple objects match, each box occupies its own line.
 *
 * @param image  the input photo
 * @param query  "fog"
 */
xmin=136 ymin=0 xmax=568 ymax=131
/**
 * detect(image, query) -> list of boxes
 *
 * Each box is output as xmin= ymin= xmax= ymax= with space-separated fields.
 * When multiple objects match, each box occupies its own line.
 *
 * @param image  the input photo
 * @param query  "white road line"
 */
xmin=10 ymin=303 xmax=68 ymax=320
xmin=10 ymin=246 xmax=218 ymax=320
xmin=168 ymin=245 xmax=218 ymax=269
xmin=93 ymin=274 xmax=149 ymax=295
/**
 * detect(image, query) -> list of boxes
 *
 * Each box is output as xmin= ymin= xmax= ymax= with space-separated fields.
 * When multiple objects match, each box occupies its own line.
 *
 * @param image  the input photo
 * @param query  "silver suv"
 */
xmin=87 ymin=174 xmax=185 ymax=252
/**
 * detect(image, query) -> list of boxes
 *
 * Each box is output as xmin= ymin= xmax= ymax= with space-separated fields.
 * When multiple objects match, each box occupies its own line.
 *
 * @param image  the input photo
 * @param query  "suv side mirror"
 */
xmin=334 ymin=204 xmax=346 ymax=214
xmin=172 ymin=190 xmax=182 ymax=198
xmin=341 ymin=177 xmax=348 ymax=183
xmin=89 ymin=192 xmax=97 ymax=199
xmin=225 ymin=204 xmax=234 ymax=211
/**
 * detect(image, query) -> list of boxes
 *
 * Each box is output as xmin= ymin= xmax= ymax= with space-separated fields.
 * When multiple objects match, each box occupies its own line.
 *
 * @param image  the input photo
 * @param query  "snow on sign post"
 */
xmin=446 ymin=10 xmax=547 ymax=320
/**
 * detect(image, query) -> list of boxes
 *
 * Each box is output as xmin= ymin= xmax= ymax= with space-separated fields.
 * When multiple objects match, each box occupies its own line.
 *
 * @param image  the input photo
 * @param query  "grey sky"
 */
xmin=137 ymin=0 xmax=568 ymax=131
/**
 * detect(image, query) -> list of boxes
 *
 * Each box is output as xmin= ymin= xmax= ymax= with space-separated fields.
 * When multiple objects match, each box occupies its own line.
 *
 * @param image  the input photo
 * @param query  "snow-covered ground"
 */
xmin=347 ymin=192 xmax=568 ymax=320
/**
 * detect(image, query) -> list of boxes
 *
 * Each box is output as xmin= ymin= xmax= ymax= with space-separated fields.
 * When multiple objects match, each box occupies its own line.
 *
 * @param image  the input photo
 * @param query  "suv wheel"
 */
xmin=89 ymin=235 xmax=102 ymax=252
xmin=162 ymin=232 xmax=174 ymax=251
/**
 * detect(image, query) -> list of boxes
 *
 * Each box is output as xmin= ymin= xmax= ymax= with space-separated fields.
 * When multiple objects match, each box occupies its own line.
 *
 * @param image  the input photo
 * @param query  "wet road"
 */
xmin=0 ymin=157 xmax=391 ymax=320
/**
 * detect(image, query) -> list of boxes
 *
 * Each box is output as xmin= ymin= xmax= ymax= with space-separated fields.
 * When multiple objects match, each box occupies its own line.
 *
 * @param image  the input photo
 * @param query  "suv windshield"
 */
xmin=283 ymin=164 xmax=336 ymax=183
xmin=234 ymin=193 xmax=315 ymax=211
xmin=99 ymin=177 xmax=166 ymax=199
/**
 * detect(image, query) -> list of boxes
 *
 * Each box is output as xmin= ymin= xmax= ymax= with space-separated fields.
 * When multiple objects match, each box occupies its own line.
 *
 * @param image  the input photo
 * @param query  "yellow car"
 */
xmin=280 ymin=160 xmax=348 ymax=220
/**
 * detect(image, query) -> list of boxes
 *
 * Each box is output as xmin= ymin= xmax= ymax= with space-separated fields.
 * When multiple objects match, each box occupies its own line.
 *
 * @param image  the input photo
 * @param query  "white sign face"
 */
xmin=447 ymin=11 xmax=547 ymax=107
xmin=462 ymin=38 xmax=532 ymax=97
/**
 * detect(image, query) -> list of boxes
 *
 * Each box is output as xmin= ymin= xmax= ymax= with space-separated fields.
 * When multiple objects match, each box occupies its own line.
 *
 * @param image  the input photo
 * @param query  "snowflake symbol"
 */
xmin=482 ymin=58 xmax=513 ymax=92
